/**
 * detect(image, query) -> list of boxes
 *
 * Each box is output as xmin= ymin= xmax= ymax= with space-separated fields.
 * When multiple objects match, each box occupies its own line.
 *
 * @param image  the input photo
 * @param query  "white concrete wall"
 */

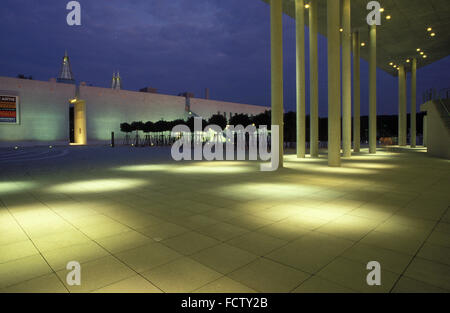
xmin=421 ymin=100 xmax=450 ymax=159
xmin=0 ymin=77 xmax=74 ymax=146
xmin=0 ymin=76 xmax=268 ymax=146
xmin=80 ymin=86 xmax=186 ymax=142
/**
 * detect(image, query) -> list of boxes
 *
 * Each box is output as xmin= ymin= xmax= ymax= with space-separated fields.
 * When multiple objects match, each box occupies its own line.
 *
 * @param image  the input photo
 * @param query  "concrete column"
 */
xmin=296 ymin=0 xmax=306 ymax=158
xmin=411 ymin=58 xmax=417 ymax=147
xmin=270 ymin=0 xmax=284 ymax=168
xmin=398 ymin=65 xmax=407 ymax=146
xmin=327 ymin=0 xmax=341 ymax=167
xmin=369 ymin=25 xmax=377 ymax=154
xmin=342 ymin=0 xmax=351 ymax=157
xmin=398 ymin=65 xmax=405 ymax=146
xmin=74 ymin=100 xmax=87 ymax=145
xmin=309 ymin=0 xmax=319 ymax=157
xmin=352 ymin=31 xmax=361 ymax=153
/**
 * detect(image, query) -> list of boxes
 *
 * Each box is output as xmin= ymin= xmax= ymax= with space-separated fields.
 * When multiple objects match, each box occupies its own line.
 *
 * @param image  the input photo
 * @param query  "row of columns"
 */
xmin=271 ymin=0 xmax=417 ymax=168
xmin=272 ymin=0 xmax=371 ymax=168
xmin=398 ymin=59 xmax=418 ymax=147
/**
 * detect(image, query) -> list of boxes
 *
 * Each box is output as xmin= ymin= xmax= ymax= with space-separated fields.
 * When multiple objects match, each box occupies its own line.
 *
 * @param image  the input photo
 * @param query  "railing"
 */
xmin=438 ymin=98 xmax=450 ymax=117
xmin=423 ymin=87 xmax=450 ymax=103
xmin=439 ymin=88 xmax=450 ymax=101
xmin=437 ymin=88 xmax=450 ymax=118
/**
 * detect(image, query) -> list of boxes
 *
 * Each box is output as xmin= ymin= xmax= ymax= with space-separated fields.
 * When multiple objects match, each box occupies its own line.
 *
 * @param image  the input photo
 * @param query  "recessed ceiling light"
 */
xmin=416 ymin=48 xmax=421 ymax=52
xmin=427 ymin=27 xmax=432 ymax=32
xmin=340 ymin=28 xmax=343 ymax=32
xmin=420 ymin=51 xmax=424 ymax=55
xmin=430 ymin=32 xmax=436 ymax=37
xmin=389 ymin=62 xmax=394 ymax=66
xmin=423 ymin=55 xmax=427 ymax=58
xmin=406 ymin=59 xmax=410 ymax=63
xmin=380 ymin=8 xmax=385 ymax=12
xmin=361 ymin=42 xmax=366 ymax=47
xmin=386 ymin=15 xmax=391 ymax=20
xmin=304 ymin=4 xmax=310 ymax=9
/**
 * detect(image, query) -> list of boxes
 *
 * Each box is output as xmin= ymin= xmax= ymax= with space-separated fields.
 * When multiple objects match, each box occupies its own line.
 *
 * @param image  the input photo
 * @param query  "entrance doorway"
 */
xmin=69 ymin=98 xmax=87 ymax=145
xmin=69 ymin=106 xmax=74 ymax=143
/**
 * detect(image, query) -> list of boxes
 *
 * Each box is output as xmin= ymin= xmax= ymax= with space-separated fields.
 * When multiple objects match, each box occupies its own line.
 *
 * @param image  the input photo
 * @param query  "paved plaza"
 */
xmin=0 ymin=146 xmax=449 ymax=293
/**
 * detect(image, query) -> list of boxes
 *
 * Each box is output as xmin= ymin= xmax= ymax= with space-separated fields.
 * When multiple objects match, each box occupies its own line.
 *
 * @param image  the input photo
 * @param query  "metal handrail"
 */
xmin=439 ymin=88 xmax=450 ymax=100
xmin=422 ymin=87 xmax=450 ymax=103
xmin=438 ymin=98 xmax=450 ymax=117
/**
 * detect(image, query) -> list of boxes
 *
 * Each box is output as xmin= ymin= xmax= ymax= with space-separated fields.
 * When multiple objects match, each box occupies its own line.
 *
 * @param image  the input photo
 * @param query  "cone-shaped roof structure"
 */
xmin=57 ymin=50 xmax=75 ymax=84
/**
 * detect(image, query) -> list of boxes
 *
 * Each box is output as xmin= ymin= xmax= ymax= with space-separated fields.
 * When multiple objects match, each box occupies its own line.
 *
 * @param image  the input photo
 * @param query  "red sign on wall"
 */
xmin=0 ymin=95 xmax=19 ymax=123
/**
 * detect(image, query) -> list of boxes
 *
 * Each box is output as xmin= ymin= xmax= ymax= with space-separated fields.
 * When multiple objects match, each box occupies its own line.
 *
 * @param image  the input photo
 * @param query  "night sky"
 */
xmin=1 ymin=0 xmax=449 ymax=116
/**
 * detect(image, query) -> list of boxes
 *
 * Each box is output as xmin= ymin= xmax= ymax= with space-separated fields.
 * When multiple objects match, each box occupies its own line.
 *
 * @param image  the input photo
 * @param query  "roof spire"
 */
xmin=57 ymin=50 xmax=75 ymax=84
xmin=111 ymin=72 xmax=116 ymax=89
xmin=113 ymin=70 xmax=121 ymax=90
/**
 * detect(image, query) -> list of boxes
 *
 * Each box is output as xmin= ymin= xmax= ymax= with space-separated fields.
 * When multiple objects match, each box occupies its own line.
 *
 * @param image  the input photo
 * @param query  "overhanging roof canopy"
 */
xmin=261 ymin=0 xmax=450 ymax=75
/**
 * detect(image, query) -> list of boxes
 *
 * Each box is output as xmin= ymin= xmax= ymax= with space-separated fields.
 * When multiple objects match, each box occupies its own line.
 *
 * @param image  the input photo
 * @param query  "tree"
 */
xmin=130 ymin=121 xmax=144 ymax=146
xmin=143 ymin=121 xmax=154 ymax=133
xmin=120 ymin=122 xmax=132 ymax=133
xmin=17 ymin=74 xmax=32 ymax=80
xmin=229 ymin=113 xmax=251 ymax=127
xmin=131 ymin=121 xmax=145 ymax=132
xmin=251 ymin=111 xmax=271 ymax=129
xmin=120 ymin=123 xmax=133 ymax=145
xmin=208 ymin=114 xmax=227 ymax=130
xmin=169 ymin=119 xmax=186 ymax=131
xmin=284 ymin=111 xmax=296 ymax=143
xmin=186 ymin=117 xmax=195 ymax=133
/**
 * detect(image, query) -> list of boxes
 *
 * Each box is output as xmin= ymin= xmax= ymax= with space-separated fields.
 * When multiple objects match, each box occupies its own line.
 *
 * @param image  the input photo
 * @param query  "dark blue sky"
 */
xmin=0 ymin=0 xmax=449 ymax=116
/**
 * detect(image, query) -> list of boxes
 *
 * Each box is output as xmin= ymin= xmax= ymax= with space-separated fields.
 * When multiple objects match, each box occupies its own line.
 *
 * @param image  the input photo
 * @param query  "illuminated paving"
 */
xmin=0 ymin=146 xmax=448 ymax=293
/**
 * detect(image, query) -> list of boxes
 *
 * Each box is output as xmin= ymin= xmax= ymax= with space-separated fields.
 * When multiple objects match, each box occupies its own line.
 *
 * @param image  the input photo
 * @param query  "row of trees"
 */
xmin=120 ymin=111 xmax=272 ymax=146
xmin=120 ymin=110 xmax=426 ymax=146
xmin=17 ymin=74 xmax=33 ymax=80
xmin=120 ymin=111 xmax=272 ymax=134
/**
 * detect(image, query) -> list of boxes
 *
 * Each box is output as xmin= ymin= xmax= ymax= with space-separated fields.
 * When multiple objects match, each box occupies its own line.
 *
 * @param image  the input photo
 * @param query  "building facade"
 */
xmin=0 ymin=76 xmax=267 ymax=146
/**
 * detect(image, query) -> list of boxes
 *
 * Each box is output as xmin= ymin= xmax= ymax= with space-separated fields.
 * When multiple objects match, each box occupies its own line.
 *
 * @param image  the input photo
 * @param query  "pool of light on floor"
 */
xmin=48 ymin=178 xmax=148 ymax=194
xmin=0 ymin=181 xmax=36 ymax=195
xmin=115 ymin=164 xmax=174 ymax=172
xmin=284 ymin=162 xmax=375 ymax=174
xmin=217 ymin=182 xmax=324 ymax=200
xmin=116 ymin=161 xmax=255 ymax=174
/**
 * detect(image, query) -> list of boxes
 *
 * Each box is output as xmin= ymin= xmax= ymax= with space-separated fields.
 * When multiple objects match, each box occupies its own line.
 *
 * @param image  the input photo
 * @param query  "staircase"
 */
xmin=420 ymin=88 xmax=450 ymax=159
xmin=436 ymin=98 xmax=450 ymax=133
